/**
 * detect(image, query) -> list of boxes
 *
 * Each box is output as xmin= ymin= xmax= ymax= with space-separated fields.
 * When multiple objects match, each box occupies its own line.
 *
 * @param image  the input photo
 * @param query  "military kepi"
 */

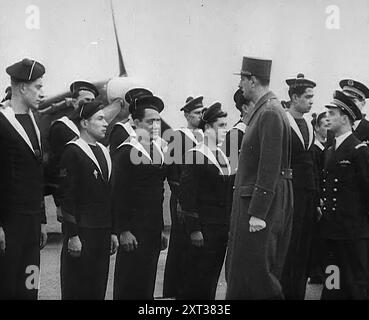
xmin=180 ymin=96 xmax=204 ymax=112
xmin=326 ymin=90 xmax=362 ymax=121
xmin=286 ymin=73 xmax=316 ymax=88
xmin=339 ymin=79 xmax=369 ymax=100
xmin=234 ymin=56 xmax=272 ymax=81
xmin=6 ymin=58 xmax=45 ymax=82
xmin=70 ymin=80 xmax=99 ymax=98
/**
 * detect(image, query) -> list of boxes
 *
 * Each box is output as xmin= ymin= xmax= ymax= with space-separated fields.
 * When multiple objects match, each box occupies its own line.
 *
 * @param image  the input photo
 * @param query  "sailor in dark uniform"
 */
xmin=281 ymin=73 xmax=319 ymax=300
xmin=58 ymin=101 xmax=118 ymax=300
xmin=0 ymin=58 xmax=47 ymax=299
xmin=112 ymin=95 xmax=168 ymax=300
xmin=108 ymin=87 xmax=152 ymax=154
xmin=163 ymin=95 xmax=204 ymax=298
xmin=48 ymin=81 xmax=99 ymax=218
xmin=320 ymin=90 xmax=369 ymax=300
xmin=178 ymin=103 xmax=231 ymax=299
xmin=339 ymin=79 xmax=369 ymax=142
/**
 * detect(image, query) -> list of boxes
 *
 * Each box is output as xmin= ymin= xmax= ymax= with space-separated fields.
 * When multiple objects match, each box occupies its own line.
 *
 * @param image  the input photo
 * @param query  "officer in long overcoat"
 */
xmin=226 ymin=56 xmax=293 ymax=300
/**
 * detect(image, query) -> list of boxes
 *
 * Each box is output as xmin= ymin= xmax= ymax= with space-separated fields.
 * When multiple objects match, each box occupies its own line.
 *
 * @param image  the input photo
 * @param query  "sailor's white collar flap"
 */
xmin=118 ymin=137 xmax=152 ymax=164
xmin=175 ymin=127 xmax=198 ymax=144
xmin=56 ymin=116 xmax=80 ymax=136
xmin=314 ymin=139 xmax=325 ymax=151
xmin=189 ymin=142 xmax=231 ymax=175
xmin=68 ymin=138 xmax=112 ymax=180
xmin=286 ymin=112 xmax=314 ymax=149
xmin=119 ymin=137 xmax=164 ymax=165
xmin=1 ymin=106 xmax=41 ymax=155
xmin=115 ymin=121 xmax=137 ymax=138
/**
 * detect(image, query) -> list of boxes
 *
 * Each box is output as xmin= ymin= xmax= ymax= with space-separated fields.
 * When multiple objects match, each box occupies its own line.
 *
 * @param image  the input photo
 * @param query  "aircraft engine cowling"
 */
xmin=106 ymin=77 xmax=149 ymax=104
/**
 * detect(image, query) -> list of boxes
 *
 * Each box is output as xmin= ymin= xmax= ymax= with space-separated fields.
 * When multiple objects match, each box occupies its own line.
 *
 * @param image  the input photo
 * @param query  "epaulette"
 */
xmin=355 ymin=142 xmax=368 ymax=149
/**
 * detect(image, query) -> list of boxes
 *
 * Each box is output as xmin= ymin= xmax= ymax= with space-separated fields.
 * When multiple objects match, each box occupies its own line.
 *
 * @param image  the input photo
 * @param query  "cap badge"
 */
xmin=348 ymin=80 xmax=354 ymax=86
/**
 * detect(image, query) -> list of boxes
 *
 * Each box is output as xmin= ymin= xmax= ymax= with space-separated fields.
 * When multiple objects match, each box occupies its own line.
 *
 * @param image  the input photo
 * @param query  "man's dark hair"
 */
xmin=288 ymin=86 xmax=311 ymax=99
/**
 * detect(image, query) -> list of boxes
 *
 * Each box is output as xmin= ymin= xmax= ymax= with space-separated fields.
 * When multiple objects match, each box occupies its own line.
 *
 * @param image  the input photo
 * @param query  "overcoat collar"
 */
xmin=246 ymin=91 xmax=277 ymax=126
xmin=286 ymin=112 xmax=314 ymax=149
xmin=68 ymin=138 xmax=112 ymax=180
xmin=189 ymin=142 xmax=231 ymax=176
xmin=56 ymin=116 xmax=80 ymax=136
xmin=1 ymin=106 xmax=41 ymax=155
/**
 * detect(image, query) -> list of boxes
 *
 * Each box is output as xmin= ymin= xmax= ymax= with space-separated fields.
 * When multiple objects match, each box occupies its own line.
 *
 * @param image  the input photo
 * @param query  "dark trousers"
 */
xmin=163 ymin=195 xmax=187 ymax=298
xmin=308 ymin=224 xmax=328 ymax=283
xmin=60 ymin=227 xmax=111 ymax=300
xmin=0 ymin=214 xmax=40 ymax=300
xmin=281 ymin=188 xmax=316 ymax=300
xmin=321 ymin=238 xmax=369 ymax=300
xmin=113 ymin=229 xmax=161 ymax=300
xmin=178 ymin=224 xmax=228 ymax=300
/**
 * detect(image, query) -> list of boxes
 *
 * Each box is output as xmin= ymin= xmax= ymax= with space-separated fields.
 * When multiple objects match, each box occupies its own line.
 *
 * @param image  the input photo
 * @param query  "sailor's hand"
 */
xmin=0 ymin=227 xmax=5 ymax=253
xmin=190 ymin=231 xmax=204 ymax=247
xmin=110 ymin=234 xmax=119 ymax=255
xmin=68 ymin=235 xmax=82 ymax=258
xmin=40 ymin=224 xmax=48 ymax=250
xmin=120 ymin=231 xmax=138 ymax=252
xmin=249 ymin=216 xmax=266 ymax=232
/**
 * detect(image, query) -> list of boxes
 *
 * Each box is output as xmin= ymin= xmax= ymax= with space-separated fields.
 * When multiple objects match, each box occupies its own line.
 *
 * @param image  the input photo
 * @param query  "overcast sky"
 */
xmin=1 ymin=0 xmax=369 ymax=127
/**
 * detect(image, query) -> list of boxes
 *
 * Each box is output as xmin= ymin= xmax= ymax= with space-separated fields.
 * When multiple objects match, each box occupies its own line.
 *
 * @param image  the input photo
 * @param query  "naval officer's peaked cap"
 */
xmin=326 ymin=90 xmax=362 ymax=122
xmin=339 ymin=79 xmax=369 ymax=100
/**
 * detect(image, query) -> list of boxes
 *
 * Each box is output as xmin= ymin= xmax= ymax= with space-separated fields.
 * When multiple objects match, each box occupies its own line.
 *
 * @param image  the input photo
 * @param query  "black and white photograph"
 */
xmin=1 ymin=0 xmax=369 ymax=306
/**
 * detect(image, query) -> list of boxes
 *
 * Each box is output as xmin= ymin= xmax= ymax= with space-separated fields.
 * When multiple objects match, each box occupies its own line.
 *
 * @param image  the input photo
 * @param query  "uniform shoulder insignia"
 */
xmin=355 ymin=142 xmax=368 ymax=149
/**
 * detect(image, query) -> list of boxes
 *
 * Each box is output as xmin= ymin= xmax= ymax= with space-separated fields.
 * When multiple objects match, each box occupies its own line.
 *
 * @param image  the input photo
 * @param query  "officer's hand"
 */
xmin=119 ymin=231 xmax=138 ymax=252
xmin=40 ymin=224 xmax=48 ymax=250
xmin=0 ymin=227 xmax=5 ymax=253
xmin=249 ymin=216 xmax=266 ymax=232
xmin=68 ymin=236 xmax=82 ymax=258
xmin=190 ymin=231 xmax=204 ymax=247
xmin=110 ymin=234 xmax=119 ymax=255
xmin=161 ymin=232 xmax=168 ymax=251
